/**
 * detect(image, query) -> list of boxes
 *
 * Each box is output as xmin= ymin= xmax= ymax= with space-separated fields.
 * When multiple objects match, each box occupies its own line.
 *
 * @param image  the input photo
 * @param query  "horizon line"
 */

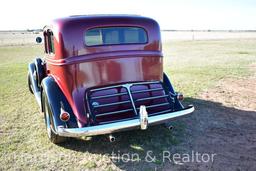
xmin=1 ymin=29 xmax=256 ymax=32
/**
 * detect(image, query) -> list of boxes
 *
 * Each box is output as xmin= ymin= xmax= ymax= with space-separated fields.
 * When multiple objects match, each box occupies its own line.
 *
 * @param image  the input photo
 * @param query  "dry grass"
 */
xmin=0 ymin=38 xmax=256 ymax=170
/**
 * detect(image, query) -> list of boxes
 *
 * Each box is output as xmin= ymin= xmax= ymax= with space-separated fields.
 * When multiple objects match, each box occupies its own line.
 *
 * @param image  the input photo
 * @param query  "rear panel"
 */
xmin=45 ymin=15 xmax=163 ymax=126
xmin=46 ymin=55 xmax=163 ymax=126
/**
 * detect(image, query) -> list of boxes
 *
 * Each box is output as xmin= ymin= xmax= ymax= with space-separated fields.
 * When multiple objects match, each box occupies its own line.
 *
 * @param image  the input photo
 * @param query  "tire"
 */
xmin=27 ymin=72 xmax=34 ymax=94
xmin=42 ymin=91 xmax=67 ymax=144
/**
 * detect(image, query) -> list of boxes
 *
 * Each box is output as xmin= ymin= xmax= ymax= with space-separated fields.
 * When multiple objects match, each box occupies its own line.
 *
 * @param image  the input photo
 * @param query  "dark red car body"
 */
xmin=28 ymin=15 xmax=194 ymax=143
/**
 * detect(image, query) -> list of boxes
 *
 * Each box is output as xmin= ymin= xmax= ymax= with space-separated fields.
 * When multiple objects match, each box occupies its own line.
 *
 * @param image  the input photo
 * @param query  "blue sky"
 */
xmin=1 ymin=0 xmax=255 ymax=30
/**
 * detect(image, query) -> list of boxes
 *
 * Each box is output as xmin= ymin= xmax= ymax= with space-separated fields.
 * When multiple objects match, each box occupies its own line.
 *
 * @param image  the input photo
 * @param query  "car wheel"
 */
xmin=27 ymin=72 xmax=34 ymax=94
xmin=42 ymin=92 xmax=67 ymax=144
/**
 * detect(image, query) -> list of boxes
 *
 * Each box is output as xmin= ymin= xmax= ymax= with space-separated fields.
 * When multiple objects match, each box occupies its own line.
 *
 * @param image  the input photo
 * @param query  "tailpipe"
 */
xmin=109 ymin=134 xmax=116 ymax=142
xmin=165 ymin=123 xmax=174 ymax=131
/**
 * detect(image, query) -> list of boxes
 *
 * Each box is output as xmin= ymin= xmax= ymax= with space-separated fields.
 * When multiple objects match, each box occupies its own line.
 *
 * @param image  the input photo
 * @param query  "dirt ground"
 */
xmin=165 ymin=67 xmax=256 ymax=170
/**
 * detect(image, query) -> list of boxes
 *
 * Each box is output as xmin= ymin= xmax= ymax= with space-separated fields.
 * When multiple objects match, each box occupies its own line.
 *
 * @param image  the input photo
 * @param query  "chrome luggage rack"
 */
xmin=85 ymin=81 xmax=176 ymax=125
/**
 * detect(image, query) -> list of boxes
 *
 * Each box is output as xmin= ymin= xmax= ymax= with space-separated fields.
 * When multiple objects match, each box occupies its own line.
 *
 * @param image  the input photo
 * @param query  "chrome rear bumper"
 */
xmin=57 ymin=105 xmax=194 ymax=138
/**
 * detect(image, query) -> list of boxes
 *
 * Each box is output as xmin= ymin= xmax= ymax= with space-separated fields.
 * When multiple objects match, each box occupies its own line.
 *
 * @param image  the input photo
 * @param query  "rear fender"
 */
xmin=41 ymin=76 xmax=78 ymax=130
xmin=163 ymin=72 xmax=184 ymax=110
xmin=34 ymin=58 xmax=45 ymax=87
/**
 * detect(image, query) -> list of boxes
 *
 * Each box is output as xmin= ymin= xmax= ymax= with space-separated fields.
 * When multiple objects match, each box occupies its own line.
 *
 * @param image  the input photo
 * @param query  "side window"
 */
xmin=44 ymin=30 xmax=55 ymax=54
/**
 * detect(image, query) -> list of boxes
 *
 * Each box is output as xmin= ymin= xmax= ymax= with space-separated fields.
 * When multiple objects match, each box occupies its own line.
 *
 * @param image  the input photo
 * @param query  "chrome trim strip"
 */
xmin=90 ymin=84 xmax=122 ymax=91
xmin=132 ymin=87 xmax=164 ymax=94
xmin=136 ymin=102 xmax=170 ymax=110
xmin=150 ymin=109 xmax=172 ymax=116
xmin=135 ymin=94 xmax=169 ymax=102
xmin=89 ymin=81 xmax=160 ymax=92
xmin=99 ymin=117 xmax=136 ymax=125
xmin=132 ymin=81 xmax=160 ymax=85
xmin=93 ymin=100 xmax=131 ymax=108
xmin=90 ymin=92 xmax=128 ymax=100
xmin=96 ymin=108 xmax=134 ymax=117
xmin=122 ymin=83 xmax=138 ymax=115
xmin=56 ymin=105 xmax=195 ymax=137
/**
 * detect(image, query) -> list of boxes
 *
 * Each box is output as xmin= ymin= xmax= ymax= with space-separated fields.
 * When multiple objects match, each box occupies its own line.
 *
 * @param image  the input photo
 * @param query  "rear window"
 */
xmin=85 ymin=27 xmax=148 ymax=46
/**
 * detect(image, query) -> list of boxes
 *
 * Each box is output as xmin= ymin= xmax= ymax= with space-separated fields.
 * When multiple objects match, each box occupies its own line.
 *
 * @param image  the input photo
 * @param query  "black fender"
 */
xmin=163 ymin=72 xmax=175 ymax=94
xmin=163 ymin=72 xmax=184 ymax=110
xmin=41 ymin=76 xmax=78 ymax=130
xmin=34 ymin=58 xmax=45 ymax=87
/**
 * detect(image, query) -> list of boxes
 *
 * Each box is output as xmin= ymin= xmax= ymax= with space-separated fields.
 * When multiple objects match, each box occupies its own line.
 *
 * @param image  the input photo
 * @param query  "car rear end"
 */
xmin=57 ymin=79 xmax=194 ymax=137
xmin=43 ymin=15 xmax=194 ymax=138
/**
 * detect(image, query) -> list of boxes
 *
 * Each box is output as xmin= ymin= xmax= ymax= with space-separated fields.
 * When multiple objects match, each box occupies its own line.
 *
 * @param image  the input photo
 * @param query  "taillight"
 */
xmin=177 ymin=93 xmax=184 ymax=101
xmin=60 ymin=108 xmax=70 ymax=122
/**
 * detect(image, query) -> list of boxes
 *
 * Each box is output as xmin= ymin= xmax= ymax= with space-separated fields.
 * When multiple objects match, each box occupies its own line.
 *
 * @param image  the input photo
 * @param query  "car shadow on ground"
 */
xmin=60 ymin=98 xmax=256 ymax=171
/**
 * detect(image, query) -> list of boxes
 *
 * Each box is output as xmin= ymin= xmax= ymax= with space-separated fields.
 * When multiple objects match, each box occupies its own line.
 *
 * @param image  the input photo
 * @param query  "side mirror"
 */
xmin=36 ymin=37 xmax=42 ymax=43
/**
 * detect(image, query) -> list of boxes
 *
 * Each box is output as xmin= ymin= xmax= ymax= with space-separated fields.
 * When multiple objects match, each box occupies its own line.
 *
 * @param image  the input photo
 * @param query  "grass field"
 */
xmin=0 ymin=39 xmax=256 ymax=170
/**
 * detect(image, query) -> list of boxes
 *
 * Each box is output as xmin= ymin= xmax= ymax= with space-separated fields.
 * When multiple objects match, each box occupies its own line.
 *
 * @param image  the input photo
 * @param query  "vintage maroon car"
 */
xmin=28 ymin=15 xmax=194 ymax=144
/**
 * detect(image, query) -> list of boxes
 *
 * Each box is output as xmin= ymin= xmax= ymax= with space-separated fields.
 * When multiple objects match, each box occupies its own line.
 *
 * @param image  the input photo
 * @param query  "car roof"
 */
xmin=44 ymin=15 xmax=162 ymax=59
